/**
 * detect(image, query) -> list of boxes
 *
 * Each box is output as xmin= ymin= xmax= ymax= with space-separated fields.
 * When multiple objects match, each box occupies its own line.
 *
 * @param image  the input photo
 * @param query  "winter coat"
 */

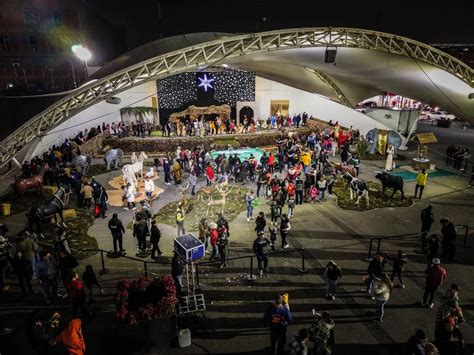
xmin=371 ymin=280 xmax=391 ymax=301
xmin=425 ymin=265 xmax=447 ymax=288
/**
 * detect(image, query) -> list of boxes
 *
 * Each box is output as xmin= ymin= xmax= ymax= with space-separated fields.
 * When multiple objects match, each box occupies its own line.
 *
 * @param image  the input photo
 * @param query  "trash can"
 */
xmin=1 ymin=203 xmax=11 ymax=216
xmin=178 ymin=328 xmax=191 ymax=348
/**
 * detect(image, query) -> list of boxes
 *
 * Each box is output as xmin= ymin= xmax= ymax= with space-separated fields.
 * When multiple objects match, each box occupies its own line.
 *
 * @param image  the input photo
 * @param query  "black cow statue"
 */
xmin=375 ymin=171 xmax=405 ymax=199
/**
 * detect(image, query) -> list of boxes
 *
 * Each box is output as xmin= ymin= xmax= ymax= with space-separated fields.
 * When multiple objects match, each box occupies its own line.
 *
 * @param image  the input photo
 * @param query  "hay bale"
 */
xmin=50 ymin=208 xmax=77 ymax=223
xmin=44 ymin=186 xmax=58 ymax=193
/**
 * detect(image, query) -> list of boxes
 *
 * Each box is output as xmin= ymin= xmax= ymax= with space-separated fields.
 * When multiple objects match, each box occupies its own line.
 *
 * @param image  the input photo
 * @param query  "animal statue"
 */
xmin=104 ymin=148 xmax=124 ymax=170
xmin=73 ymin=154 xmax=92 ymax=174
xmin=122 ymin=165 xmax=138 ymax=188
xmin=13 ymin=165 xmax=48 ymax=196
xmin=122 ymin=151 xmax=148 ymax=184
xmin=341 ymin=172 xmax=369 ymax=207
xmin=375 ymin=171 xmax=405 ymax=199
xmin=329 ymin=161 xmax=358 ymax=178
xmin=197 ymin=185 xmax=218 ymax=203
xmin=26 ymin=185 xmax=72 ymax=237
xmin=206 ymin=186 xmax=233 ymax=216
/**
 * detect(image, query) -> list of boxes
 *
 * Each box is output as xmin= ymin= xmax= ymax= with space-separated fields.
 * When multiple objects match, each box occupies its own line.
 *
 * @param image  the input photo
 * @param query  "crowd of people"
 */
xmin=446 ymin=145 xmax=471 ymax=172
xmin=2 ymin=111 xmax=469 ymax=354
xmin=159 ymin=112 xmax=310 ymax=137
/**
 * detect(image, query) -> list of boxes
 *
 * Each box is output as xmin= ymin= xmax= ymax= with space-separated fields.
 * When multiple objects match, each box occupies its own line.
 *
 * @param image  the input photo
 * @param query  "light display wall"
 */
xmin=156 ymin=70 xmax=255 ymax=109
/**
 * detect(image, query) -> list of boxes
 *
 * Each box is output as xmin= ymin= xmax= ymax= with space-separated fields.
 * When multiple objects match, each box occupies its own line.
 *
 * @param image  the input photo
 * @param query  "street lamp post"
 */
xmin=71 ymin=44 xmax=92 ymax=81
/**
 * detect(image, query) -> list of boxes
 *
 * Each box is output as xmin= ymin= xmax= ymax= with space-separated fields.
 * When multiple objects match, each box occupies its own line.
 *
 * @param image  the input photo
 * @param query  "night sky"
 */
xmin=83 ymin=1 xmax=474 ymax=60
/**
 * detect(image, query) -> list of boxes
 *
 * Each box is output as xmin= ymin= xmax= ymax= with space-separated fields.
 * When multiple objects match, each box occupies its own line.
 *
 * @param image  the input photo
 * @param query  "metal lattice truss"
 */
xmin=2 ymin=27 xmax=473 ymax=166
xmin=305 ymin=68 xmax=353 ymax=107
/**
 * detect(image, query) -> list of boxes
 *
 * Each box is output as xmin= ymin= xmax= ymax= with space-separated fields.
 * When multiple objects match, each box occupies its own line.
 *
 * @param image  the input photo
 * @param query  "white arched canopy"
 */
xmin=1 ymin=27 xmax=473 ymax=166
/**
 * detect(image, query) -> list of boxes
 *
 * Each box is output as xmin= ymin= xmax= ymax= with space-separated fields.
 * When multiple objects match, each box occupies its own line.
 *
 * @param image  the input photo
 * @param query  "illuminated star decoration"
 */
xmin=198 ymin=74 xmax=214 ymax=92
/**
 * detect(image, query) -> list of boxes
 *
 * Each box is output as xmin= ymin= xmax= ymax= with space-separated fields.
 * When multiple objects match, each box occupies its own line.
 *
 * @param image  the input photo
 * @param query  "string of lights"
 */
xmin=156 ymin=72 xmax=197 ymax=109
xmin=156 ymin=69 xmax=255 ymax=109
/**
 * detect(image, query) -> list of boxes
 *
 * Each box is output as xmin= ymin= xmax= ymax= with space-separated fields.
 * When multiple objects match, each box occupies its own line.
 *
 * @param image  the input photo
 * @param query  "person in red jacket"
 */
xmin=206 ymin=165 xmax=215 ymax=186
xmin=208 ymin=222 xmax=219 ymax=261
xmin=422 ymin=258 xmax=447 ymax=308
xmin=67 ymin=273 xmax=89 ymax=317
xmin=268 ymin=153 xmax=275 ymax=173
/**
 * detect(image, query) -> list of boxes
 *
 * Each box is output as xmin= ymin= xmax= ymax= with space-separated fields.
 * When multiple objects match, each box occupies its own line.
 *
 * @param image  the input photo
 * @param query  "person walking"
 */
xmin=365 ymin=253 xmax=385 ymax=294
xmin=280 ymin=214 xmax=291 ymax=250
xmin=414 ymin=169 xmax=428 ymax=199
xmin=270 ymin=200 xmax=281 ymax=226
xmin=371 ymin=273 xmax=393 ymax=322
xmin=253 ymin=231 xmax=271 ymax=276
xmin=58 ymin=250 xmax=79 ymax=296
xmin=309 ymin=311 xmax=335 ymax=355
xmin=52 ymin=319 xmax=86 ymax=355
xmin=217 ymin=225 xmax=229 ymax=268
xmin=36 ymin=251 xmax=58 ymax=304
xmin=245 ymin=191 xmax=256 ymax=222
xmin=144 ymin=176 xmax=155 ymax=199
xmin=171 ymin=252 xmax=184 ymax=294
xmin=176 ymin=206 xmax=186 ymax=236
xmin=67 ymin=273 xmax=88 ymax=318
xmin=133 ymin=216 xmax=148 ymax=254
xmin=422 ymin=258 xmax=447 ymax=308
xmin=255 ymin=211 xmax=267 ymax=235
xmin=440 ymin=218 xmax=457 ymax=260
xmin=108 ymin=213 xmax=125 ymax=254
xmin=426 ymin=234 xmax=440 ymax=264
xmin=287 ymin=195 xmax=296 ymax=219
xmin=420 ymin=205 xmax=435 ymax=252
xmin=188 ymin=171 xmax=197 ymax=195
xmin=97 ymin=186 xmax=108 ymax=218
xmin=81 ymin=182 xmax=93 ymax=210
xmin=208 ymin=222 xmax=219 ymax=261
xmin=264 ymin=296 xmax=292 ymax=355
xmin=295 ymin=176 xmax=304 ymax=205
xmin=82 ymin=265 xmax=103 ymax=302
xmin=12 ymin=250 xmax=33 ymax=297
xmin=17 ymin=231 xmax=40 ymax=279
xmin=324 ymin=260 xmax=342 ymax=300
xmin=124 ymin=183 xmax=137 ymax=210
xmin=388 ymin=250 xmax=408 ymax=288
xmin=150 ymin=220 xmax=162 ymax=259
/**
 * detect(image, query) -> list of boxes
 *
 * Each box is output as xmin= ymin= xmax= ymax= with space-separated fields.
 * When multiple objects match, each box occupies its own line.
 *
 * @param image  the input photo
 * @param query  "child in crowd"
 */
xmin=309 ymin=185 xmax=319 ymax=202
xmin=269 ymin=226 xmax=277 ymax=251
xmin=324 ymin=260 xmax=342 ymax=300
xmin=326 ymin=174 xmax=337 ymax=197
xmin=287 ymin=195 xmax=296 ymax=218
xmin=270 ymin=200 xmax=281 ymax=225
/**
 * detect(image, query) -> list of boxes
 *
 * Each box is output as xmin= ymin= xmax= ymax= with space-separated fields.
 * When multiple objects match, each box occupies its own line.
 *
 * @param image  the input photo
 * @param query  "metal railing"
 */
xmin=195 ymin=248 xmax=308 ymax=288
xmin=365 ymin=224 xmax=474 ymax=260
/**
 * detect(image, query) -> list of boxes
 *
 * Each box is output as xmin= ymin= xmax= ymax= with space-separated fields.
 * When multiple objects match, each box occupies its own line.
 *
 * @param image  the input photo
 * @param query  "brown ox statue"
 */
xmin=13 ymin=166 xmax=47 ymax=196
xmin=329 ymin=161 xmax=358 ymax=177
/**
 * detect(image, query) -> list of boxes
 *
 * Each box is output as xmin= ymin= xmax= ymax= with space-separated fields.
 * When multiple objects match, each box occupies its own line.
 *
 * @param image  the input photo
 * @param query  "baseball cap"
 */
xmin=432 ymin=258 xmax=441 ymax=265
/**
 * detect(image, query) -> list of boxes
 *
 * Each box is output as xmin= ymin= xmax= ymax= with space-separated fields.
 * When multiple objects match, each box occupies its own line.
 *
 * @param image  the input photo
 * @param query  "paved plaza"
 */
xmin=1 ymin=149 xmax=473 ymax=354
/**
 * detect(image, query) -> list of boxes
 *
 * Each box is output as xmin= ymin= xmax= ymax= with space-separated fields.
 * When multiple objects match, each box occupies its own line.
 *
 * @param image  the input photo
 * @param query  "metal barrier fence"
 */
xmin=365 ymin=224 xmax=473 ymax=260
xmin=195 ymin=248 xmax=308 ymax=288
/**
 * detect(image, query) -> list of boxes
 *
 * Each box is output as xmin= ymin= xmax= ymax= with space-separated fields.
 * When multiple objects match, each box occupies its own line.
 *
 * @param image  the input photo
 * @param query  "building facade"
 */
xmin=0 ymin=0 xmax=87 ymax=95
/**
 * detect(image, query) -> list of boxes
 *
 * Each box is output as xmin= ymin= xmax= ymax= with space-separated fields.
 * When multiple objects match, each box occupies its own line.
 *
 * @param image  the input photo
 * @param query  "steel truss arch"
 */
xmin=1 ymin=27 xmax=473 ymax=166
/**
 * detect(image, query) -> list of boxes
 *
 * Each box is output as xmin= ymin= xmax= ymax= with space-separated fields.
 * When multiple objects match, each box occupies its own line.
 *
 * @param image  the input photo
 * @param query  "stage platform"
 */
xmin=106 ymin=174 xmax=163 ymax=207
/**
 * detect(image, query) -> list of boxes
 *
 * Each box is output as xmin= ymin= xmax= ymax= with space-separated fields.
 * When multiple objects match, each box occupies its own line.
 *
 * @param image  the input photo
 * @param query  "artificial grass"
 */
xmin=332 ymin=178 xmax=413 ymax=211
xmin=153 ymin=186 xmax=251 ymax=232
